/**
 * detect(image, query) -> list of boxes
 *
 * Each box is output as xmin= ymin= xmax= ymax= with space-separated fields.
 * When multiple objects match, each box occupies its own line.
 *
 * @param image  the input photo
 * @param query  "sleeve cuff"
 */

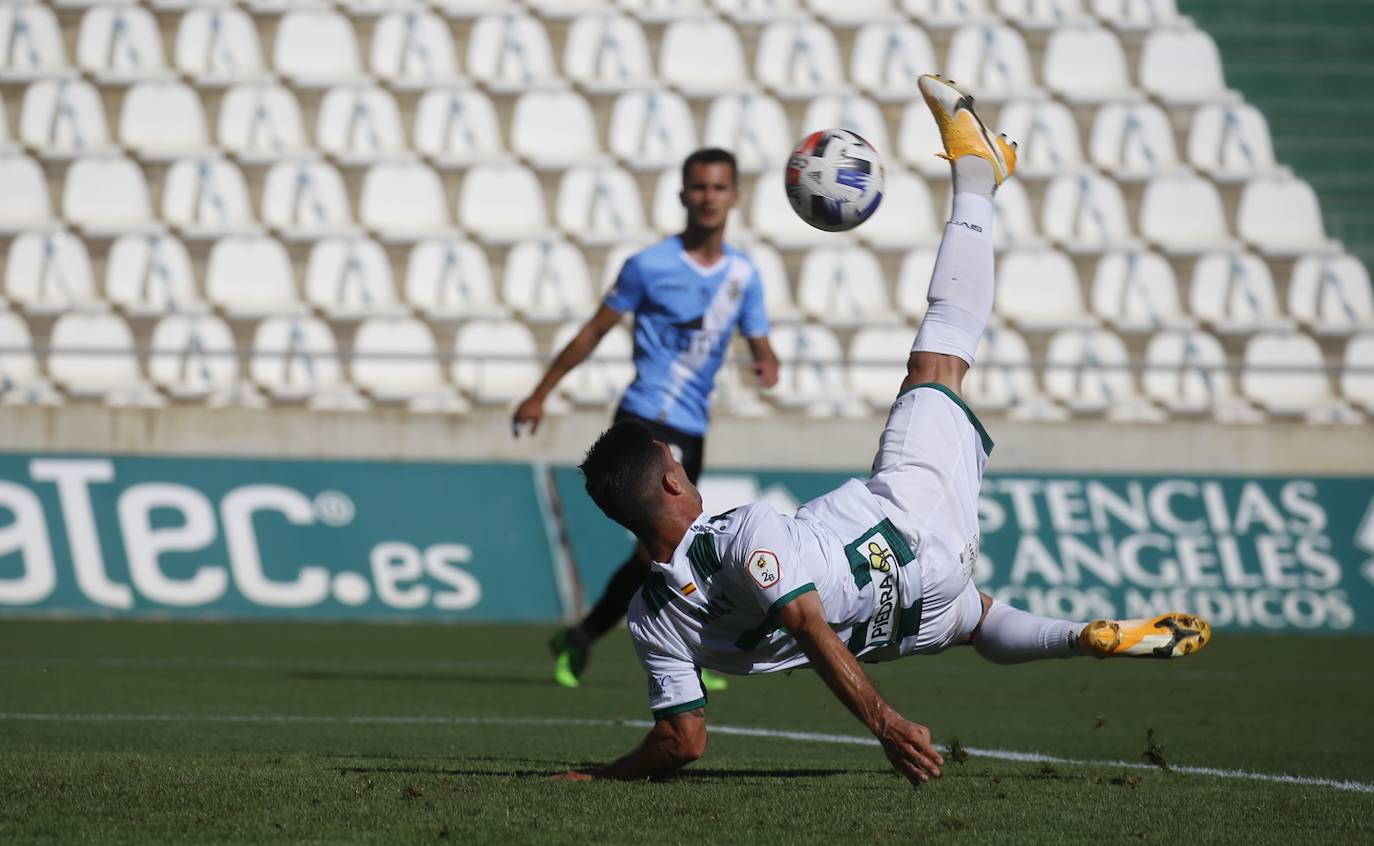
xmin=652 ymin=697 xmax=707 ymax=720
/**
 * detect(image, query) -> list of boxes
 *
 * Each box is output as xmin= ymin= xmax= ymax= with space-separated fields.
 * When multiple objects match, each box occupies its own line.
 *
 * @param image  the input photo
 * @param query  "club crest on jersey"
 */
xmin=748 ymin=549 xmax=782 ymax=589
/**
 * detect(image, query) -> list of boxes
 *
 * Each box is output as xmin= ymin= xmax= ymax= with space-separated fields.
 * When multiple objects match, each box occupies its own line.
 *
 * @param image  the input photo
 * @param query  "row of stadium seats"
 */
xmin=1 ymin=4 xmax=1210 ymax=101
xmin=5 ymin=230 xmax=1371 ymax=337
xmin=2 ymin=307 xmax=1370 ymax=425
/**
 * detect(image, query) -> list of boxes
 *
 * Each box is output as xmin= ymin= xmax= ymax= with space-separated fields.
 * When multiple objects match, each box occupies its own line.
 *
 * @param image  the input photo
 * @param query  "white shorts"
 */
xmin=865 ymin=383 xmax=991 ymax=656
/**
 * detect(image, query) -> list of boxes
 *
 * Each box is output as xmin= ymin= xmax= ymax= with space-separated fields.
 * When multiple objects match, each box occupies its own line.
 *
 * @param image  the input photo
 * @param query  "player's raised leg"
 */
xmin=973 ymin=593 xmax=1212 ymax=663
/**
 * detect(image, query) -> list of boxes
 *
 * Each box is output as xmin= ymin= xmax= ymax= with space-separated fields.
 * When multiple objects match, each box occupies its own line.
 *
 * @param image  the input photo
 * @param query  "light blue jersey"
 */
xmin=604 ymin=236 xmax=770 ymax=436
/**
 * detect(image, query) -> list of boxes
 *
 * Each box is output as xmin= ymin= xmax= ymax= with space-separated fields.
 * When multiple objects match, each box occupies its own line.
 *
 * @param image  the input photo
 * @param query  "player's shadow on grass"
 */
xmin=338 ymin=765 xmax=866 ymax=780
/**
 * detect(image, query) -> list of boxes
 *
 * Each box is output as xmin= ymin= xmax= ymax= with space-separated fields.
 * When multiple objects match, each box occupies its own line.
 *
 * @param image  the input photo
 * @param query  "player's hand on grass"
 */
xmin=512 ymin=394 xmax=545 ymax=437
xmin=876 ymin=715 xmax=943 ymax=786
xmin=549 ymin=769 xmax=596 ymax=782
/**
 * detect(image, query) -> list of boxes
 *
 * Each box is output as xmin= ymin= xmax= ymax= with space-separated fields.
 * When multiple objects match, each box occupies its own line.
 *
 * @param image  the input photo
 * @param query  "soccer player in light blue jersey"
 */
xmin=514 ymin=148 xmax=780 ymax=690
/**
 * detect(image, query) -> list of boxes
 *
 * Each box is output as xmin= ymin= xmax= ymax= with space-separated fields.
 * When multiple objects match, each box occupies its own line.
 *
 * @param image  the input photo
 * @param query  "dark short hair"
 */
xmin=681 ymin=148 xmax=738 ymax=190
xmin=580 ymin=420 xmax=669 ymax=533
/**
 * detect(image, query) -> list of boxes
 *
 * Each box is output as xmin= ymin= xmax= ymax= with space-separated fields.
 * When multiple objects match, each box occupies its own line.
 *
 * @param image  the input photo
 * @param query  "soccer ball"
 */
xmin=784 ymin=129 xmax=885 ymax=232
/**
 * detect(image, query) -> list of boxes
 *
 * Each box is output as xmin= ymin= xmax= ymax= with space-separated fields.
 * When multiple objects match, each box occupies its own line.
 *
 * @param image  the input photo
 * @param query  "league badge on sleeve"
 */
xmin=748 ymin=549 xmax=782 ymax=589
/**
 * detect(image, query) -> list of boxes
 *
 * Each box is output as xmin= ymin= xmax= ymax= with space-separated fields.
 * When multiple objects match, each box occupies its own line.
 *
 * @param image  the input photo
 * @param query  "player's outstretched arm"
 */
xmin=513 ymin=304 xmax=622 ymax=436
xmin=776 ymin=592 xmax=944 ymax=786
xmin=551 ymin=709 xmax=707 ymax=782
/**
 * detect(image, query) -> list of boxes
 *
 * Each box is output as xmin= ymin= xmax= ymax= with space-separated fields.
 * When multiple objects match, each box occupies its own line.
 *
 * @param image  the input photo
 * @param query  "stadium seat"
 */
xmin=995 ymin=99 xmax=1084 ymax=178
xmin=964 ymin=323 xmax=1067 ymax=419
xmin=806 ymin=0 xmax=898 ymax=25
xmin=358 ymin=161 xmax=454 ymax=241
xmin=1040 ymin=171 xmax=1134 ymax=252
xmin=0 ymin=92 xmax=10 ymax=151
xmin=451 ymin=319 xmax=544 ymax=406
xmin=1189 ymin=251 xmax=1292 ymax=334
xmin=608 ymin=90 xmax=698 ymax=171
xmin=651 ymin=168 xmax=687 ymax=234
xmin=273 ymin=10 xmax=364 ymax=87
xmin=48 ymin=312 xmax=164 ymax=407
xmin=847 ymin=326 xmax=914 ymax=409
xmin=551 ymin=320 xmax=634 ymax=406
xmin=369 ymin=10 xmax=461 ymax=87
xmin=1237 ymin=176 xmax=1335 ymax=256
xmin=459 ymin=163 xmax=551 ymax=244
xmin=405 ymin=238 xmax=507 ymax=321
xmin=1088 ymin=101 xmax=1179 ymax=180
xmin=1044 ymin=327 xmax=1164 ymax=420
xmin=174 ymin=6 xmax=266 ymax=86
xmin=996 ymin=249 xmax=1096 ymax=330
xmin=161 ymin=157 xmax=258 ymax=239
xmin=119 ymin=82 xmax=211 ymax=161
xmin=63 ymin=155 xmax=158 ymax=236
xmin=205 ymin=236 xmax=305 ymax=318
xmin=1142 ymin=329 xmax=1262 ymax=423
xmin=894 ymin=247 xmax=934 ymax=322
xmin=557 ymin=165 xmax=651 ymax=246
xmin=734 ymin=242 xmax=797 ymax=322
xmin=1342 ymin=334 xmax=1374 ymax=414
xmin=563 ymin=13 xmax=653 ymax=92
xmin=797 ymin=245 xmax=897 ymax=327
xmin=430 ymin=0 xmax=520 ymax=17
xmin=801 ymin=95 xmax=891 ymax=162
xmin=855 ymin=169 xmax=940 ymax=251
xmin=528 ymin=0 xmax=616 ymax=19
xmin=413 ymin=87 xmax=505 ymax=166
xmin=849 ymin=23 xmax=935 ymax=102
xmin=620 ymin=0 xmax=710 ymax=24
xmin=713 ymin=0 xmax=804 ymax=24
xmin=304 ymin=237 xmax=405 ymax=320
xmin=1042 ymin=26 xmax=1135 ymax=104
xmin=260 ymin=159 xmax=355 ymax=239
xmin=1187 ymin=102 xmax=1280 ymax=181
xmin=997 ymin=0 xmax=1092 ymax=28
xmin=467 ymin=13 xmax=557 ymax=92
xmin=1091 ymin=0 xmax=1184 ymax=31
xmin=703 ymin=93 xmax=790 ymax=173
xmin=105 ymin=233 xmax=204 ymax=316
xmin=251 ymin=316 xmax=367 ymax=410
xmin=945 ymin=25 xmax=1038 ymax=100
xmin=1288 ymin=253 xmax=1374 ymax=336
xmin=1138 ymin=174 xmax=1232 ymax=254
xmin=316 ymin=85 xmax=408 ymax=164
xmin=1139 ymin=28 xmax=1232 ymax=105
xmin=755 ymin=20 xmax=846 ymax=99
xmin=987 ymin=178 xmax=1042 ymax=249
xmin=352 ymin=317 xmax=468 ymax=412
xmin=502 ymin=239 xmax=596 ymax=322
xmin=76 ymin=5 xmax=169 ymax=82
xmin=768 ymin=323 xmax=865 ymax=417
xmin=897 ymin=98 xmax=949 ymax=178
xmin=0 ymin=4 xmax=67 ymax=79
xmin=18 ymin=79 xmax=112 ymax=159
xmin=4 ymin=230 xmax=100 ymax=315
xmin=0 ymin=154 xmax=54 ymax=232
xmin=510 ymin=90 xmax=601 ymax=169
xmin=749 ymin=170 xmax=823 ymax=249
xmin=0 ymin=310 xmax=61 ymax=406
xmin=148 ymin=314 xmax=260 ymax=406
xmin=659 ymin=18 xmax=749 ymax=96
xmin=899 ymin=0 xmax=996 ymax=29
xmin=1241 ymin=332 xmax=1360 ymax=423
xmin=218 ymin=84 xmax=310 ymax=162
xmin=1090 ymin=250 xmax=1192 ymax=332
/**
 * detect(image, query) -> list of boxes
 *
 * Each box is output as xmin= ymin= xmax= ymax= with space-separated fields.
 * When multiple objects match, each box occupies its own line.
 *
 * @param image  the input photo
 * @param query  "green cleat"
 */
xmin=701 ymin=668 xmax=729 ymax=692
xmin=548 ymin=630 xmax=588 ymax=688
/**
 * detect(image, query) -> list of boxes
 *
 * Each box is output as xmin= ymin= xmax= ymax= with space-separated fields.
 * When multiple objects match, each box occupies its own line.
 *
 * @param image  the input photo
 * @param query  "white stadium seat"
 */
xmin=897 ymin=99 xmax=950 ymax=177
xmin=552 ymin=320 xmax=634 ymax=406
xmin=63 ymin=155 xmax=157 ymax=235
xmin=161 ymin=157 xmax=257 ymax=238
xmin=703 ymin=93 xmax=791 ymax=174
xmin=316 ymin=85 xmax=407 ymax=164
xmin=749 ymin=170 xmax=822 ymax=249
xmin=359 ymin=161 xmax=453 ymax=240
xmin=48 ymin=312 xmax=163 ymax=406
xmin=148 ymin=314 xmax=256 ymax=404
xmin=467 ymin=13 xmax=557 ymax=92
xmin=352 ymin=317 xmax=467 ymax=412
xmin=0 ymin=311 xmax=61 ymax=406
xmin=251 ymin=316 xmax=367 ymax=409
xmin=797 ymin=245 xmax=896 ymax=327
xmin=120 ymin=82 xmax=211 ymax=160
xmin=998 ymin=0 xmax=1091 ymax=28
xmin=801 ymin=95 xmax=891 ymax=162
xmin=1088 ymin=101 xmax=1179 ymax=180
xmin=1142 ymin=329 xmax=1261 ymax=423
xmin=621 ymin=0 xmax=710 ymax=24
xmin=105 ymin=233 xmax=203 ymax=316
xmin=848 ymin=325 xmax=913 ymax=409
xmin=1139 ymin=29 xmax=1231 ymax=105
xmin=856 ymin=169 xmax=940 ymax=251
xmin=273 ymin=10 xmax=364 ymax=87
xmin=1288 ymin=254 xmax=1374 ymax=335
xmin=1042 ymin=26 xmax=1134 ymax=104
xmin=76 ymin=5 xmax=169 ymax=82
xmin=608 ymin=90 xmax=698 ymax=171
xmin=511 ymin=90 xmax=601 ymax=169
xmin=742 ymin=242 xmax=801 ymax=322
xmin=205 ymin=236 xmax=304 ymax=318
xmin=894 ymin=247 xmax=934 ymax=322
xmin=19 ymin=79 xmax=112 ymax=158
xmin=1092 ymin=0 xmax=1184 ymax=30
xmin=557 ymin=165 xmax=651 ymax=245
xmin=502 ymin=239 xmax=595 ymax=322
xmin=987 ymin=178 xmax=1042 ymax=249
xmin=714 ymin=0 xmax=804 ymax=24
xmin=995 ymin=99 xmax=1084 ymax=178
xmin=0 ymin=4 xmax=67 ymax=79
xmin=431 ymin=0 xmax=520 ymax=17
xmin=1138 ymin=174 xmax=1232 ymax=254
xmin=900 ymin=0 xmax=996 ymax=29
xmin=755 ymin=20 xmax=846 ymax=99
xmin=652 ymin=167 xmax=686 ymax=234
xmin=452 ymin=319 xmax=543 ymax=406
xmin=945 ymin=25 xmax=1038 ymax=100
xmin=413 ymin=87 xmax=505 ymax=166
xmin=1091 ymin=250 xmax=1192 ymax=332
xmin=1237 ymin=176 xmax=1334 ymax=256
xmin=564 ymin=13 xmax=653 ymax=92
xmin=1241 ymin=332 xmax=1359 ymax=422
xmin=174 ymin=7 xmax=266 ymax=86
xmin=0 ymin=154 xmax=53 ymax=232
xmin=1040 ymin=171 xmax=1134 ymax=251
xmin=996 ymin=248 xmax=1095 ymax=330
xmin=964 ymin=323 xmax=1066 ymax=419
xmin=1189 ymin=251 xmax=1291 ymax=334
xmin=370 ymin=11 xmax=461 ymax=87
xmin=260 ymin=159 xmax=355 ymax=239
xmin=459 ymin=163 xmax=550 ymax=244
xmin=218 ymin=84 xmax=310 ymax=162
xmin=1187 ymin=102 xmax=1280 ymax=180
xmin=528 ymin=0 xmax=615 ymax=19
xmin=850 ymin=23 xmax=934 ymax=101
xmin=4 ymin=231 xmax=100 ymax=315
xmin=768 ymin=323 xmax=864 ymax=417
xmin=305 ymin=237 xmax=405 ymax=320
xmin=807 ymin=0 xmax=898 ymax=25
xmin=1342 ymin=334 xmax=1374 ymax=414
xmin=405 ymin=238 xmax=507 ymax=321
xmin=659 ymin=18 xmax=749 ymax=96
xmin=1044 ymin=328 xmax=1163 ymax=420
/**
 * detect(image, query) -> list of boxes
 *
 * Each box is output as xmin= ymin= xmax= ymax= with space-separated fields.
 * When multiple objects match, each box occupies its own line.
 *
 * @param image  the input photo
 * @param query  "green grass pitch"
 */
xmin=2 ymin=619 xmax=1371 ymax=843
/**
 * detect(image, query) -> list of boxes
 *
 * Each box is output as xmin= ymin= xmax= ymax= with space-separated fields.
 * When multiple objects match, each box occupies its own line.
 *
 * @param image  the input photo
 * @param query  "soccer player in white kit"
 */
xmin=554 ymin=76 xmax=1212 ymax=786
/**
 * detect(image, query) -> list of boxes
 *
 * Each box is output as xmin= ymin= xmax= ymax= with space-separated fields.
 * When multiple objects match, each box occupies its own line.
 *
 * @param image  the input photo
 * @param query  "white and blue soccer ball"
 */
xmin=784 ymin=129 xmax=885 ymax=232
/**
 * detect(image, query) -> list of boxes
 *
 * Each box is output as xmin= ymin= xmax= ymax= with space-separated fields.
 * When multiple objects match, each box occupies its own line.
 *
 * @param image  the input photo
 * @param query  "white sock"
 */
xmin=912 ymin=157 xmax=997 ymax=366
xmin=973 ymin=599 xmax=1083 ymax=665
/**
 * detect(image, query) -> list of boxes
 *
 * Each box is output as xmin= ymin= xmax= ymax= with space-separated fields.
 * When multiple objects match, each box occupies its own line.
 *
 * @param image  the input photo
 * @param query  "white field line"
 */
xmin=2 ymin=711 xmax=1372 ymax=795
